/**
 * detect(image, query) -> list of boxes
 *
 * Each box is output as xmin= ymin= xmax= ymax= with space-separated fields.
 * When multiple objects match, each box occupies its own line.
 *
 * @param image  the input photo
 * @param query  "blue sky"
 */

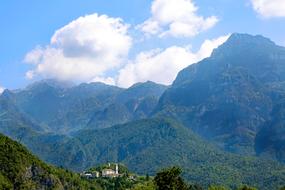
xmin=0 ymin=0 xmax=285 ymax=90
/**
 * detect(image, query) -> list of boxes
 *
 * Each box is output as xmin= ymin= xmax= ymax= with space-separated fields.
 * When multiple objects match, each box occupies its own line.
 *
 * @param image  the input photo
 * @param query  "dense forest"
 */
xmin=1 ymin=133 xmax=285 ymax=190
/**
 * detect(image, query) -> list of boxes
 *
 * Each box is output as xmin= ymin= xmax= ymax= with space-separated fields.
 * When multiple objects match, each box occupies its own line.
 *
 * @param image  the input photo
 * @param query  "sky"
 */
xmin=0 ymin=0 xmax=285 ymax=92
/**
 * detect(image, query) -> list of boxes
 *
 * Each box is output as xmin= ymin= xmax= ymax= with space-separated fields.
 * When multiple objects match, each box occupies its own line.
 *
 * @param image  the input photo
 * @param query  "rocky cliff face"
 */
xmin=156 ymin=33 xmax=285 ymax=156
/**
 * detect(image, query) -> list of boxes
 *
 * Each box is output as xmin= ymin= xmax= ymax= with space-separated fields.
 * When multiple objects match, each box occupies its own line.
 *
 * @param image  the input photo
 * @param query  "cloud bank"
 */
xmin=251 ymin=0 xmax=285 ymax=18
xmin=138 ymin=0 xmax=218 ymax=38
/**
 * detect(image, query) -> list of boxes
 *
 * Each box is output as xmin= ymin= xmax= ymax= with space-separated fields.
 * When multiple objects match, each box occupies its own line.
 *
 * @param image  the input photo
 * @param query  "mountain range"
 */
xmin=1 ymin=33 xmax=285 ymax=189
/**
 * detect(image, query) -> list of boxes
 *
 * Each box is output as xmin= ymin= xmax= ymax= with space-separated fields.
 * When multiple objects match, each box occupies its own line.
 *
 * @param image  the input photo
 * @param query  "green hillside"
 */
xmin=0 ymin=133 xmax=100 ymax=190
xmin=1 ymin=116 xmax=284 ymax=189
xmin=73 ymin=118 xmax=285 ymax=189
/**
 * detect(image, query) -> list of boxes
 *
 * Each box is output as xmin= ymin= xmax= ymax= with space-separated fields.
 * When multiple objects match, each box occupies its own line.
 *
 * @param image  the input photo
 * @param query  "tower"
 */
xmin=115 ymin=163 xmax=119 ymax=175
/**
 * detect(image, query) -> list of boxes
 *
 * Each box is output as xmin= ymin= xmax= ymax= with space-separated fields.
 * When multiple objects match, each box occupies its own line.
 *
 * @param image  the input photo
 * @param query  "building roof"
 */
xmin=102 ymin=169 xmax=115 ymax=172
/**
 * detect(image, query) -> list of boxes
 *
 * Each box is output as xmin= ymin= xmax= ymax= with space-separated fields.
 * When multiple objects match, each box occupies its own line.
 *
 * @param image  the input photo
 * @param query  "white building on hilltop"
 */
xmin=102 ymin=163 xmax=119 ymax=178
xmin=115 ymin=163 xmax=119 ymax=175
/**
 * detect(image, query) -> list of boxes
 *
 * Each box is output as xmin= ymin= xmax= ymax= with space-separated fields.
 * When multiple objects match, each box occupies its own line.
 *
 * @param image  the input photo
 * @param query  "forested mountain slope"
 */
xmin=156 ymin=33 xmax=285 ymax=158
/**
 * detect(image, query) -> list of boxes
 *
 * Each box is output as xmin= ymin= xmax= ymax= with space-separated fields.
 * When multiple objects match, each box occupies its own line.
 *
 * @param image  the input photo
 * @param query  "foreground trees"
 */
xmin=152 ymin=167 xmax=262 ymax=190
xmin=154 ymin=167 xmax=205 ymax=190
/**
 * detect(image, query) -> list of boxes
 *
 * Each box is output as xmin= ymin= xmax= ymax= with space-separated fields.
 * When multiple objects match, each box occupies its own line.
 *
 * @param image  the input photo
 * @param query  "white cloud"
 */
xmin=251 ymin=0 xmax=285 ymax=18
xmin=0 ymin=86 xmax=4 ymax=94
xmin=138 ymin=0 xmax=218 ymax=38
xmin=91 ymin=76 xmax=116 ymax=86
xmin=117 ymin=35 xmax=230 ymax=87
xmin=25 ymin=13 xmax=132 ymax=83
xmin=117 ymin=47 xmax=193 ymax=87
xmin=23 ymin=11 xmax=227 ymax=88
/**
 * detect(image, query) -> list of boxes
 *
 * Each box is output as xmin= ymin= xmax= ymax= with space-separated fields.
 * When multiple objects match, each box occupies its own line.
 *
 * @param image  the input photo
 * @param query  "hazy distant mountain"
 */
xmin=0 ymin=89 xmax=44 ymax=137
xmin=87 ymin=81 xmax=167 ymax=128
xmin=116 ymin=81 xmax=167 ymax=103
xmin=156 ymin=33 xmax=285 ymax=156
xmin=8 ymin=80 xmax=166 ymax=133
xmin=11 ymin=80 xmax=123 ymax=133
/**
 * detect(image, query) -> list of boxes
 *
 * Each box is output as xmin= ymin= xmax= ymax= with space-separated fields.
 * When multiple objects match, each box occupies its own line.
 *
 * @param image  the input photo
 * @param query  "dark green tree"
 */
xmin=146 ymin=173 xmax=150 ymax=181
xmin=189 ymin=184 xmax=204 ymax=190
xmin=154 ymin=167 xmax=189 ymax=190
